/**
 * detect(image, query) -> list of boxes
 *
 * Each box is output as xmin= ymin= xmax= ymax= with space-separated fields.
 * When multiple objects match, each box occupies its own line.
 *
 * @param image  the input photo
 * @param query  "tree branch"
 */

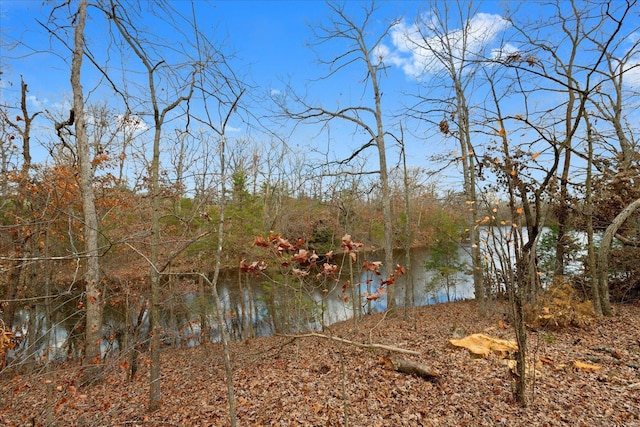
xmin=280 ymin=332 xmax=420 ymax=356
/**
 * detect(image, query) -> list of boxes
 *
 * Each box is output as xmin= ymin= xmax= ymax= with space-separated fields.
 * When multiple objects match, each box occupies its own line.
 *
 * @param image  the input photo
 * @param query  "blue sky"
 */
xmin=1 ymin=1 xmax=638 ymax=190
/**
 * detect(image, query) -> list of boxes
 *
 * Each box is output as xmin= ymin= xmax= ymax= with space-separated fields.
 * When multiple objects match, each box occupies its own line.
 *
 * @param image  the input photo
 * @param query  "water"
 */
xmin=152 ymin=226 xmax=582 ymax=345
xmin=6 ymin=245 xmax=476 ymax=364
xmin=7 ymin=226 xmax=593 ymax=365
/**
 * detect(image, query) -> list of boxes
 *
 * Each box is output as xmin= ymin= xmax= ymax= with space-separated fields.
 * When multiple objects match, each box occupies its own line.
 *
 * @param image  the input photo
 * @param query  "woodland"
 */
xmin=1 ymin=0 xmax=639 ymax=426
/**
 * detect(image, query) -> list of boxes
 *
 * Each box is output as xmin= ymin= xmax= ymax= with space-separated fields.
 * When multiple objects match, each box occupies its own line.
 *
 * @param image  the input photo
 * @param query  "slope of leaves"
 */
xmin=2 ymin=300 xmax=639 ymax=426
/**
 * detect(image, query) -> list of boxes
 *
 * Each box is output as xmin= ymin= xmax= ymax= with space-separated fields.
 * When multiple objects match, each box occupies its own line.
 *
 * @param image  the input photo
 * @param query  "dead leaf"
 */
xmin=539 ymin=356 xmax=567 ymax=370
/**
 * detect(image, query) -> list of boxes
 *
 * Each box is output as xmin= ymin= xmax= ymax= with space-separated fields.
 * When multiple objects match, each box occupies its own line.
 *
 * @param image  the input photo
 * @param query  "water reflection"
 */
xmin=197 ymin=246 xmax=475 ymax=342
xmin=7 ymin=246 xmax=475 ymax=365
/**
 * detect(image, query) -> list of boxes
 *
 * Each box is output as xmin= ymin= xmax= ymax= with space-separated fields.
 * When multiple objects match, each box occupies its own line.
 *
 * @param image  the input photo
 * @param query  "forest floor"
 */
xmin=2 ymin=299 xmax=639 ymax=427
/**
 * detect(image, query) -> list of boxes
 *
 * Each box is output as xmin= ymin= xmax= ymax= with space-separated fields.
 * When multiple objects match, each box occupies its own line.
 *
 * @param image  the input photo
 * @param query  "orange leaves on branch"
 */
xmin=240 ymin=259 xmax=267 ymax=273
xmin=91 ymin=153 xmax=111 ymax=167
xmin=362 ymin=260 xmax=382 ymax=273
xmin=341 ymin=280 xmax=350 ymax=293
xmin=364 ymin=287 xmax=387 ymax=301
xmin=320 ymin=263 xmax=338 ymax=276
xmin=253 ymin=236 xmax=270 ymax=247
xmin=341 ymin=234 xmax=363 ymax=251
xmin=291 ymin=249 xmax=309 ymax=263
xmin=381 ymin=275 xmax=396 ymax=286
xmin=273 ymin=236 xmax=294 ymax=254
xmin=309 ymin=251 xmax=319 ymax=264
xmin=363 ymin=292 xmax=380 ymax=301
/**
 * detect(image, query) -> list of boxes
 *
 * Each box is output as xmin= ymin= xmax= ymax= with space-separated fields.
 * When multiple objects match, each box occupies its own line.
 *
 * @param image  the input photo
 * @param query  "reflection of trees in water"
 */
xmin=8 ymin=247 xmax=475 ymax=366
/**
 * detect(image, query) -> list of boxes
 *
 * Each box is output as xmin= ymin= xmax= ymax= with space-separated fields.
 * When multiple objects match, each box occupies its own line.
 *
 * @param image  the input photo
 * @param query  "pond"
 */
xmin=7 ymin=245 xmax=476 ymax=364
xmin=165 ymin=245 xmax=475 ymax=345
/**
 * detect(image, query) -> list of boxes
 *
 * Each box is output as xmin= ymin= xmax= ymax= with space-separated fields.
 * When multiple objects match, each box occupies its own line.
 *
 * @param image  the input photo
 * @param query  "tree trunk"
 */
xmin=148 ymin=120 xmax=162 ymax=410
xmin=381 ymin=356 xmax=440 ymax=381
xmin=512 ymin=251 xmax=529 ymax=407
xmin=583 ymin=110 xmax=600 ymax=315
xmin=370 ymin=64 xmax=395 ymax=313
xmin=199 ymin=268 xmax=208 ymax=343
xmin=210 ymin=132 xmax=237 ymax=426
xmin=401 ymin=139 xmax=413 ymax=320
xmin=71 ymin=0 xmax=103 ymax=376
xmin=554 ymin=143 xmax=572 ymax=278
xmin=597 ymin=197 xmax=640 ymax=316
xmin=4 ymin=78 xmax=37 ymax=333
xmin=456 ymin=83 xmax=484 ymax=314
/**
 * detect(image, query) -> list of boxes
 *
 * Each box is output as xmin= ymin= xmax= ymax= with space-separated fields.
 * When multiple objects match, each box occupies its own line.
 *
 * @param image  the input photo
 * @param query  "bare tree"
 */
xmin=501 ymin=0 xmax=634 ymax=285
xmin=190 ymin=27 xmax=246 ymax=424
xmin=587 ymin=0 xmax=640 ymax=174
xmin=0 ymin=78 xmax=41 ymax=334
xmin=276 ymin=1 xmax=400 ymax=311
xmin=502 ymin=0 xmax=637 ymax=313
xmin=482 ymin=67 xmax=559 ymax=406
xmin=402 ymin=0 xmax=498 ymax=313
xmin=584 ymin=0 xmax=639 ymax=314
xmin=103 ymin=0 xmax=198 ymax=411
xmin=597 ymin=197 xmax=640 ymax=315
xmin=70 ymin=0 xmax=103 ymax=376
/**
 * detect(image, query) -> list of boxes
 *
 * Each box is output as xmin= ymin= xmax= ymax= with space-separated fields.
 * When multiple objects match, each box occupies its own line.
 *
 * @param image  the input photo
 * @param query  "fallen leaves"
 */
xmin=2 ymin=301 xmax=639 ymax=427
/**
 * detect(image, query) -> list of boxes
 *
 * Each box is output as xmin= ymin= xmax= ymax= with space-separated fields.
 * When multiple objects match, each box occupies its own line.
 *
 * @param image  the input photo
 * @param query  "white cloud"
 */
xmin=116 ymin=114 xmax=149 ymax=133
xmin=383 ymin=12 xmax=511 ymax=78
xmin=623 ymin=59 xmax=640 ymax=88
xmin=270 ymin=88 xmax=281 ymax=97
xmin=27 ymin=94 xmax=48 ymax=110
xmin=622 ymin=31 xmax=640 ymax=89
xmin=491 ymin=43 xmax=520 ymax=61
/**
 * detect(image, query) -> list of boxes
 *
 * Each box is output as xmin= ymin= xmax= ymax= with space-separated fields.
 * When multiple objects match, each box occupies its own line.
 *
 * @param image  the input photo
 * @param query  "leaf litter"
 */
xmin=1 ymin=300 xmax=639 ymax=426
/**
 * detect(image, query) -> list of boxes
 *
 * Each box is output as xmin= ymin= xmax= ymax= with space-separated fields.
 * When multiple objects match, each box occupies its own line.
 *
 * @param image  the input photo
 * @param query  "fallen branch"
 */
xmin=281 ymin=332 xmax=420 ymax=356
xmin=590 ymin=346 xmax=622 ymax=359
xmin=380 ymin=356 xmax=440 ymax=381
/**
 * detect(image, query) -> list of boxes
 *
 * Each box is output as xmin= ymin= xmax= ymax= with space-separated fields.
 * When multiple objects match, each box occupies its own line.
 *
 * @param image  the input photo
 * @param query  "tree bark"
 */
xmin=582 ymin=109 xmax=600 ymax=315
xmin=71 ymin=0 xmax=103 ymax=375
xmin=3 ymin=78 xmax=40 ymax=334
xmin=597 ymin=197 xmax=640 ymax=317
xmin=380 ymin=356 xmax=440 ymax=381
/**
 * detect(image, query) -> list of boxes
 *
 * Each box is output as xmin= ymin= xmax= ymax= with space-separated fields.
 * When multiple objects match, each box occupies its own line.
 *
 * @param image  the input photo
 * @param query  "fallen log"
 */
xmin=380 ymin=356 xmax=440 ymax=381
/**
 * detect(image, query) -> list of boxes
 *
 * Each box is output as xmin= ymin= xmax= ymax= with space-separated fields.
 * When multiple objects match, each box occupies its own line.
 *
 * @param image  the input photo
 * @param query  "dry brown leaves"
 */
xmin=1 ymin=300 xmax=639 ymax=426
